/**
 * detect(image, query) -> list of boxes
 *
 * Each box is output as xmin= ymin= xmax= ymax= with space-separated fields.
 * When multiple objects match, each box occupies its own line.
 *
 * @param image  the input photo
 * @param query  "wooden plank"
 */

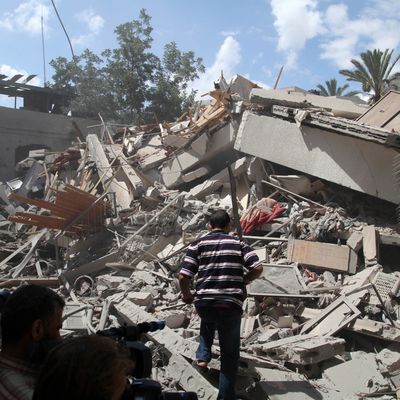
xmin=287 ymin=239 xmax=357 ymax=274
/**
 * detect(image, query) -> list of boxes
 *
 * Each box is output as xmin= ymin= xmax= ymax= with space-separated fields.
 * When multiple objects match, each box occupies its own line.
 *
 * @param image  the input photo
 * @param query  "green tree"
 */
xmin=50 ymin=50 xmax=115 ymax=119
xmin=102 ymin=9 xmax=159 ymax=122
xmin=147 ymin=42 xmax=205 ymax=122
xmin=339 ymin=49 xmax=400 ymax=103
xmin=316 ymin=78 xmax=359 ymax=97
xmin=50 ymin=9 xmax=204 ymax=123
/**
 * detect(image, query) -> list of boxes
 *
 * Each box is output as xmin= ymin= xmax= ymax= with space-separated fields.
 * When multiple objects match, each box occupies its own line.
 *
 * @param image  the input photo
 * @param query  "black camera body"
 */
xmin=97 ymin=322 xmax=198 ymax=400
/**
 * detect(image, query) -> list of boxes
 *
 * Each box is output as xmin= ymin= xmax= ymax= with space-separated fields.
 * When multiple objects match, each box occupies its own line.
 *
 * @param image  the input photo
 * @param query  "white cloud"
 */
xmin=220 ymin=30 xmax=240 ymax=37
xmin=268 ymin=0 xmax=400 ymax=72
xmin=0 ymin=0 xmax=50 ymax=34
xmin=72 ymin=9 xmax=104 ymax=47
xmin=320 ymin=1 xmax=400 ymax=69
xmin=270 ymin=0 xmax=324 ymax=68
xmin=0 ymin=64 xmax=41 ymax=108
xmin=190 ymin=36 xmax=242 ymax=96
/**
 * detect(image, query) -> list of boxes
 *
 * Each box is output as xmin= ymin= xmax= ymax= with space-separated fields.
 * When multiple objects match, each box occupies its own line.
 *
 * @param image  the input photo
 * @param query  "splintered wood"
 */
xmin=8 ymin=184 xmax=107 ymax=234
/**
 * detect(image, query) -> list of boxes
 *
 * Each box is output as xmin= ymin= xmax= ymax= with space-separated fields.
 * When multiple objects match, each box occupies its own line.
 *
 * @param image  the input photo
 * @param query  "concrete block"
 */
xmin=165 ymin=313 xmax=186 ymax=329
xmin=127 ymin=292 xmax=153 ymax=307
xmin=253 ymin=334 xmax=345 ymax=365
xmin=251 ymin=368 xmax=340 ymax=400
xmin=114 ymin=299 xmax=198 ymax=359
xmin=346 ymin=231 xmax=363 ymax=252
xmin=376 ymin=343 xmax=400 ymax=374
xmin=323 ymin=351 xmax=390 ymax=398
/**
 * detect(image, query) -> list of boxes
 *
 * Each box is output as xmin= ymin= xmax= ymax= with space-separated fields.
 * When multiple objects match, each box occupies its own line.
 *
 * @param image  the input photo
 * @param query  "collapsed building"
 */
xmin=1 ymin=74 xmax=400 ymax=399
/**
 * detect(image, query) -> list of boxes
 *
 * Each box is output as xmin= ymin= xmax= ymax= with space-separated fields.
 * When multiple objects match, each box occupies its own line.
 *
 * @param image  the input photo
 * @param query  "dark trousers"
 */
xmin=196 ymin=307 xmax=241 ymax=400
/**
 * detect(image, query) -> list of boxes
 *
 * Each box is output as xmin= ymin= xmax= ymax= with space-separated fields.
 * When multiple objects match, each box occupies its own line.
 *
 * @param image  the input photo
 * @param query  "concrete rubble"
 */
xmin=1 ymin=76 xmax=400 ymax=399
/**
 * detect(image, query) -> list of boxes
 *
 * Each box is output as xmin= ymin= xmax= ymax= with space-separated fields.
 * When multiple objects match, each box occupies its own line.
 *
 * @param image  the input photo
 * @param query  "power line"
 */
xmin=41 ymin=10 xmax=47 ymax=86
xmin=50 ymin=0 xmax=76 ymax=60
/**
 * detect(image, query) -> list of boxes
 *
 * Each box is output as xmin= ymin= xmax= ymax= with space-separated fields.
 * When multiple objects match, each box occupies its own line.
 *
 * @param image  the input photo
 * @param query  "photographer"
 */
xmin=32 ymin=335 xmax=133 ymax=400
xmin=0 ymin=285 xmax=65 ymax=400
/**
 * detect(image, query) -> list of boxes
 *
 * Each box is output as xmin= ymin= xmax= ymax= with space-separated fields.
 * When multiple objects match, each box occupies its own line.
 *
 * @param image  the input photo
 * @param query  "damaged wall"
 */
xmin=0 ymin=106 xmax=96 ymax=181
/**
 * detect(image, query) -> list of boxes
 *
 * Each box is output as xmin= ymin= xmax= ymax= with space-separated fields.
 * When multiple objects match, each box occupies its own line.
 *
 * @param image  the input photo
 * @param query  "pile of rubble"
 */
xmin=1 ymin=75 xmax=400 ymax=399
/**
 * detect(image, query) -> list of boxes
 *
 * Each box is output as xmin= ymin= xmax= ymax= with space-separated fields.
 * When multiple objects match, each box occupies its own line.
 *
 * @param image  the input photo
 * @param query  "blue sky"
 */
xmin=1 ymin=0 xmax=400 ymax=107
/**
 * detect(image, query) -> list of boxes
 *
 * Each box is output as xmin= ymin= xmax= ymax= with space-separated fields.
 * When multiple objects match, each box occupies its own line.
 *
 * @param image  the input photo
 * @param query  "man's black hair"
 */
xmin=1 ymin=285 xmax=65 ymax=346
xmin=209 ymin=209 xmax=231 ymax=229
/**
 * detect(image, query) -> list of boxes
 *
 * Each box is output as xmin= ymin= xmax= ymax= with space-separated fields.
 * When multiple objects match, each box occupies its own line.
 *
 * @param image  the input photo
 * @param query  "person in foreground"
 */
xmin=32 ymin=335 xmax=133 ymax=400
xmin=179 ymin=209 xmax=263 ymax=400
xmin=0 ymin=285 xmax=65 ymax=400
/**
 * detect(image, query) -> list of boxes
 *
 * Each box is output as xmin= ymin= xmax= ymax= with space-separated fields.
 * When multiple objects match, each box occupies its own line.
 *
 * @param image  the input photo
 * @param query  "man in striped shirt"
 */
xmin=179 ymin=210 xmax=262 ymax=400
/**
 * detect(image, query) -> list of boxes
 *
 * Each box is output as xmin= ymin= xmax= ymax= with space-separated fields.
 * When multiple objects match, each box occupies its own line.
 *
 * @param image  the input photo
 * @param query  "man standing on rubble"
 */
xmin=0 ymin=285 xmax=65 ymax=400
xmin=179 ymin=209 xmax=263 ymax=400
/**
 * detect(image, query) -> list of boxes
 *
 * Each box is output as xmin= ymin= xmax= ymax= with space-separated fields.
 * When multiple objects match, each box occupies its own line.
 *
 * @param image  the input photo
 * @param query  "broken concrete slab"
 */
xmin=188 ymin=157 xmax=247 ymax=199
xmin=87 ymin=134 xmax=132 ymax=210
xmin=113 ymin=299 xmax=217 ymax=399
xmin=250 ymin=87 xmax=367 ymax=119
xmin=127 ymin=292 xmax=153 ymax=307
xmin=376 ymin=343 xmax=400 ymax=375
xmin=162 ymin=121 xmax=239 ymax=189
xmin=322 ymin=351 xmax=391 ymax=399
xmin=252 ymin=334 xmax=345 ymax=365
xmin=248 ymin=264 xmax=306 ymax=296
xmin=251 ymin=368 xmax=339 ymax=400
xmin=300 ymin=295 xmax=361 ymax=336
xmin=234 ymin=110 xmax=400 ymax=204
xmin=287 ymin=239 xmax=358 ymax=274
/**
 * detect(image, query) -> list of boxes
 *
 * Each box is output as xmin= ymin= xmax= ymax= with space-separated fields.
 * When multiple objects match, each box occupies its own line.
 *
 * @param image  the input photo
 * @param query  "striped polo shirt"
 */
xmin=180 ymin=230 xmax=261 ymax=312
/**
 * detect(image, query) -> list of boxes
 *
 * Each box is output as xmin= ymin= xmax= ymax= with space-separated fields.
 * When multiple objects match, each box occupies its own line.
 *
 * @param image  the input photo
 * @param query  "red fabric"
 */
xmin=240 ymin=198 xmax=286 ymax=234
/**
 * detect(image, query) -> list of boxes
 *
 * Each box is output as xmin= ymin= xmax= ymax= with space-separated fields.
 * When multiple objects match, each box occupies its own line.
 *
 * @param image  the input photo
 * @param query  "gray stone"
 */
xmin=323 ymin=351 xmax=391 ymax=399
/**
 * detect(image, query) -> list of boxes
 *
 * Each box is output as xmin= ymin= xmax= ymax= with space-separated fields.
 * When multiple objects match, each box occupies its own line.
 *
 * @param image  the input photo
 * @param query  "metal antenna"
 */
xmin=41 ymin=8 xmax=47 ymax=86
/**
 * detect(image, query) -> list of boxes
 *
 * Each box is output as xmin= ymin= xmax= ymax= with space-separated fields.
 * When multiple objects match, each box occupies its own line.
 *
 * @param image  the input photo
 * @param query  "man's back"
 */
xmin=180 ymin=230 xmax=260 ymax=311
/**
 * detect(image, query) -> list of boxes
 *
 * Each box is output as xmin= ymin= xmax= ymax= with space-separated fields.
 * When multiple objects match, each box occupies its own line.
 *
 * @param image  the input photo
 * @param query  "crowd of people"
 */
xmin=0 ymin=210 xmax=262 ymax=400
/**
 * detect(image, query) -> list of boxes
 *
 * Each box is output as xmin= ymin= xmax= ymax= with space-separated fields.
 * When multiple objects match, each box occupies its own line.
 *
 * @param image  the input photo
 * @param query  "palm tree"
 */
xmin=340 ymin=49 xmax=400 ymax=104
xmin=316 ymin=78 xmax=359 ymax=97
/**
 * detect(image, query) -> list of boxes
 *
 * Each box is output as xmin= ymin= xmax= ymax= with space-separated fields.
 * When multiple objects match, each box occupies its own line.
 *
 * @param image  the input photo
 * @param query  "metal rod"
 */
xmin=243 ymin=235 xmax=288 ymax=242
xmin=262 ymin=180 xmax=327 ymax=209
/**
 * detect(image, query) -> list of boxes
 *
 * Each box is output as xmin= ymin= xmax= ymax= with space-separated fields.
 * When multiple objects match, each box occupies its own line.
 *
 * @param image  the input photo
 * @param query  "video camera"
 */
xmin=97 ymin=321 xmax=198 ymax=400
